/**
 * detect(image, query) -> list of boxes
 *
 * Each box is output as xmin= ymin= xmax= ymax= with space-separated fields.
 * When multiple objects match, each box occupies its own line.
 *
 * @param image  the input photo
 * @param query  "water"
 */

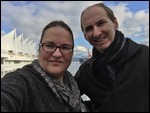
xmin=68 ymin=61 xmax=90 ymax=101
xmin=68 ymin=61 xmax=81 ymax=76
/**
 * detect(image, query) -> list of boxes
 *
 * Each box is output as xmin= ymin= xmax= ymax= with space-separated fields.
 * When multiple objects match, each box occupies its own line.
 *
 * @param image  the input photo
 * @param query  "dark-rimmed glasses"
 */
xmin=40 ymin=43 xmax=73 ymax=54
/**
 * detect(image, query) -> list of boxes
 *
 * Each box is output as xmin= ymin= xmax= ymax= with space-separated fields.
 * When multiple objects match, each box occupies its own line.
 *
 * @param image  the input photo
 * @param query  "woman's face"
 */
xmin=38 ymin=26 xmax=73 ymax=80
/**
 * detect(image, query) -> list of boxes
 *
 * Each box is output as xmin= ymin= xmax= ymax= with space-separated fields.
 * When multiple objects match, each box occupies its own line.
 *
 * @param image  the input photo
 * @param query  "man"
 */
xmin=74 ymin=3 xmax=149 ymax=112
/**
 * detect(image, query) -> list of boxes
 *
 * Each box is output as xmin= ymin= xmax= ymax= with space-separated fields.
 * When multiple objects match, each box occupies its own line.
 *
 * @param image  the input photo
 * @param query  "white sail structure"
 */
xmin=1 ymin=29 xmax=38 ymax=78
xmin=1 ymin=28 xmax=16 ymax=54
xmin=15 ymin=34 xmax=23 ymax=55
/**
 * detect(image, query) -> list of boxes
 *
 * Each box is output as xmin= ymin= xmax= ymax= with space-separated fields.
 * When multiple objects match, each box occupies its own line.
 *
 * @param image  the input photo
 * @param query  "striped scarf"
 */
xmin=91 ymin=30 xmax=128 ymax=85
xmin=32 ymin=60 xmax=87 ymax=112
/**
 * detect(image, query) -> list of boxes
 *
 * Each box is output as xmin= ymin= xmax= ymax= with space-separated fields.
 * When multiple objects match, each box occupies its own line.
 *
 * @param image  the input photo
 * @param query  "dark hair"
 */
xmin=39 ymin=20 xmax=74 ymax=50
xmin=80 ymin=3 xmax=116 ymax=32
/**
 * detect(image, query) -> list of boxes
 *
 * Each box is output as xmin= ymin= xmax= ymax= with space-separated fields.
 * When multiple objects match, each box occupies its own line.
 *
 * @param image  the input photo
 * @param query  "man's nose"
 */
xmin=93 ymin=26 xmax=101 ymax=37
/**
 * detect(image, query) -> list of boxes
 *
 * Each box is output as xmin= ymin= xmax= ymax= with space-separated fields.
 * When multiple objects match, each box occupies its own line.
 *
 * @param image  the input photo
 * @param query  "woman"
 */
xmin=1 ymin=20 xmax=87 ymax=112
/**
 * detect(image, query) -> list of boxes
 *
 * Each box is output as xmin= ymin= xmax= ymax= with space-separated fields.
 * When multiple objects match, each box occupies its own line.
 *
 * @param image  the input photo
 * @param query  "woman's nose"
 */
xmin=52 ymin=48 xmax=62 ymax=57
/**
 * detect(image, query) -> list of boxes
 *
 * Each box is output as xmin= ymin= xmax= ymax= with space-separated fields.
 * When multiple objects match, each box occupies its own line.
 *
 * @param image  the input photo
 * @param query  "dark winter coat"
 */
xmin=75 ymin=38 xmax=149 ymax=112
xmin=1 ymin=64 xmax=76 ymax=112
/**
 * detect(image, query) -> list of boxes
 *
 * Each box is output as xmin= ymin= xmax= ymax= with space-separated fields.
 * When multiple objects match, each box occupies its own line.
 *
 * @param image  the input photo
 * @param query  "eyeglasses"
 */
xmin=40 ymin=43 xmax=73 ymax=54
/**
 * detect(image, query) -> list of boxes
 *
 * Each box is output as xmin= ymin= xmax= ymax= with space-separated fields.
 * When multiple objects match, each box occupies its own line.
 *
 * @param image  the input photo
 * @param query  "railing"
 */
xmin=1 ymin=63 xmax=30 ymax=78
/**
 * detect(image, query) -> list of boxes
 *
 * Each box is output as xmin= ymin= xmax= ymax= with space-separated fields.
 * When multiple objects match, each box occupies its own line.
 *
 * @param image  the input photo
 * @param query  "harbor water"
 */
xmin=68 ymin=61 xmax=90 ymax=101
xmin=68 ymin=61 xmax=81 ymax=76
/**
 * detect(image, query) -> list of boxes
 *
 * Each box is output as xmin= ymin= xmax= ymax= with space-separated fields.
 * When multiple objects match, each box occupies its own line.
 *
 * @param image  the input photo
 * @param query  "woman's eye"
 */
xmin=45 ymin=44 xmax=55 ymax=48
xmin=61 ymin=46 xmax=70 ymax=50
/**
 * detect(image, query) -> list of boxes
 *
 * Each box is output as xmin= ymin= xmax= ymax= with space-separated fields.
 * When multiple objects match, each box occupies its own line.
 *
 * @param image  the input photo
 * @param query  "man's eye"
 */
xmin=97 ymin=21 xmax=106 ymax=27
xmin=85 ymin=26 xmax=93 ymax=32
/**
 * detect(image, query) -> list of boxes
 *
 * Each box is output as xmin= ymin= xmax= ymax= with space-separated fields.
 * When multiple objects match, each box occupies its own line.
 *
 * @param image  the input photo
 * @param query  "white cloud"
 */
xmin=74 ymin=46 xmax=88 ymax=52
xmin=1 ymin=1 xmax=103 ymax=44
xmin=109 ymin=2 xmax=149 ymax=45
xmin=1 ymin=1 xmax=149 ymax=47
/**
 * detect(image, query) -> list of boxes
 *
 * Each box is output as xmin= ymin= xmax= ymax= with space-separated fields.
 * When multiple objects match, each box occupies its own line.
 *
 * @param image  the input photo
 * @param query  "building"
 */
xmin=1 ymin=28 xmax=38 ymax=78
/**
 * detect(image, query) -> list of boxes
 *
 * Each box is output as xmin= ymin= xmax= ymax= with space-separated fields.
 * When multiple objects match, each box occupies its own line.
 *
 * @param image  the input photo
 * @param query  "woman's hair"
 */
xmin=39 ymin=20 xmax=74 ymax=50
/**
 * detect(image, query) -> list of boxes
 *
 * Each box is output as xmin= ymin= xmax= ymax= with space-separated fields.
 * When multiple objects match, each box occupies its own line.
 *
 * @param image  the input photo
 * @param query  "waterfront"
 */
xmin=1 ymin=60 xmax=90 ymax=100
xmin=68 ymin=61 xmax=90 ymax=101
xmin=68 ymin=61 xmax=81 ymax=76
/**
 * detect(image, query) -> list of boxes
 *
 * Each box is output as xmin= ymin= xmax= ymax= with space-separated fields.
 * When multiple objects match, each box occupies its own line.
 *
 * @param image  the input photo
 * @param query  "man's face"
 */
xmin=82 ymin=6 xmax=118 ymax=53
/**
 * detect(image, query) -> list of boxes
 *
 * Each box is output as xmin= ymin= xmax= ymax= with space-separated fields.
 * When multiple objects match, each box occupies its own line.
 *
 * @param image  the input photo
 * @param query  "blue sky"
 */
xmin=1 ymin=1 xmax=149 ymax=52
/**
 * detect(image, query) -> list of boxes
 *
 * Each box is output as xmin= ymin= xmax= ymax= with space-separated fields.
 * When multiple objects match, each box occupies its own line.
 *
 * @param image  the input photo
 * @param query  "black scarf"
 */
xmin=31 ymin=60 xmax=87 ymax=112
xmin=91 ymin=30 xmax=128 ymax=84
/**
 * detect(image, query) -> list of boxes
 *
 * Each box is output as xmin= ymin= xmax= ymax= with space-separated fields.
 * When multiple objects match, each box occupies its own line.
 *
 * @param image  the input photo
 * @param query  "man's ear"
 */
xmin=114 ymin=17 xmax=119 ymax=29
xmin=84 ymin=33 xmax=88 ymax=41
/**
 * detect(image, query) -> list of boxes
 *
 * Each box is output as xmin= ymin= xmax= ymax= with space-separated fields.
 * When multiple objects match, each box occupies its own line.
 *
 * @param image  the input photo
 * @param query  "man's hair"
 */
xmin=80 ymin=3 xmax=116 ymax=32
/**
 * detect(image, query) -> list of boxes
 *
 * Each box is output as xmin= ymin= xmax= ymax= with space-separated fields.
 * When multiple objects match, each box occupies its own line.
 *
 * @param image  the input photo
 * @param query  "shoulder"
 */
xmin=126 ymin=38 xmax=149 ymax=54
xmin=79 ymin=57 xmax=92 ymax=69
xmin=126 ymin=38 xmax=148 ymax=49
xmin=1 ymin=64 xmax=36 ymax=87
xmin=74 ymin=58 xmax=92 ymax=80
xmin=125 ymin=38 xmax=149 ymax=65
xmin=139 ymin=44 xmax=149 ymax=53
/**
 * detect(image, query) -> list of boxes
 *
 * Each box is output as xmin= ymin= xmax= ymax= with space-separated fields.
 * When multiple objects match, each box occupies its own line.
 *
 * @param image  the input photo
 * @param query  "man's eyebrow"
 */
xmin=85 ymin=25 xmax=93 ymax=30
xmin=96 ymin=19 xmax=106 ymax=24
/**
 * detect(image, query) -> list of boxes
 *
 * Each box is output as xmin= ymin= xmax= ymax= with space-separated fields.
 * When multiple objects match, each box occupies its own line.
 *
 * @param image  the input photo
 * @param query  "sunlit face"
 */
xmin=82 ymin=6 xmax=118 ymax=53
xmin=38 ymin=27 xmax=73 ymax=80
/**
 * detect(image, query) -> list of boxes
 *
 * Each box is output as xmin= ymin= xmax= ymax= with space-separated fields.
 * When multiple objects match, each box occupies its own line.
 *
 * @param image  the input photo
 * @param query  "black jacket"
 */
xmin=1 ymin=65 xmax=71 ymax=112
xmin=75 ymin=38 xmax=149 ymax=112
